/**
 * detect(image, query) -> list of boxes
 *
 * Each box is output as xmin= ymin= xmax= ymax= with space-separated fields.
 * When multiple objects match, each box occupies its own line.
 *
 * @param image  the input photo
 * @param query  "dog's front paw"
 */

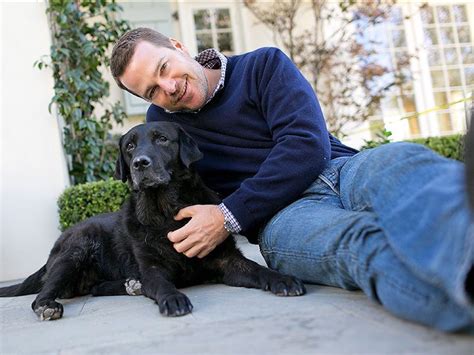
xmin=33 ymin=300 xmax=64 ymax=321
xmin=266 ymin=276 xmax=306 ymax=297
xmin=157 ymin=292 xmax=193 ymax=317
xmin=125 ymin=278 xmax=142 ymax=296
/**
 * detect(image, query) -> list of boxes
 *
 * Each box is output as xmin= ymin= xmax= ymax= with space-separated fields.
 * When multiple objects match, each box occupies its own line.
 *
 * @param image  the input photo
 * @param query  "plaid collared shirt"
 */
xmin=195 ymin=48 xmax=227 ymax=104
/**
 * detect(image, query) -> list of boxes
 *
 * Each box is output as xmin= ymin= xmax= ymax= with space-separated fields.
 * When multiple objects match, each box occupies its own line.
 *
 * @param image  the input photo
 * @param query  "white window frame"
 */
xmin=177 ymin=0 xmax=243 ymax=57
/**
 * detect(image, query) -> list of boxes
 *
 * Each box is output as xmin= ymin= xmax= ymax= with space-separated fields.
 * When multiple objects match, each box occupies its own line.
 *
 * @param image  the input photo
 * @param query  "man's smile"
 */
xmin=174 ymin=77 xmax=188 ymax=105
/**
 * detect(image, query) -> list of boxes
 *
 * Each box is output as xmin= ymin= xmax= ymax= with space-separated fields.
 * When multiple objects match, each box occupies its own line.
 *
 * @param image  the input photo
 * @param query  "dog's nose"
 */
xmin=132 ymin=155 xmax=152 ymax=171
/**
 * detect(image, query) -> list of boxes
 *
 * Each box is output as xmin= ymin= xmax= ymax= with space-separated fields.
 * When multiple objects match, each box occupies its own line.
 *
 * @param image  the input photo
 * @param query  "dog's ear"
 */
xmin=114 ymin=136 xmax=130 ymax=182
xmin=178 ymin=126 xmax=203 ymax=167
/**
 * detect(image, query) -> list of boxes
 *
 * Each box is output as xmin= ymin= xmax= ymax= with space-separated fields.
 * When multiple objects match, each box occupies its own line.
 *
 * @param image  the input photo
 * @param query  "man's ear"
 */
xmin=169 ymin=38 xmax=190 ymax=56
xmin=114 ymin=136 xmax=130 ymax=182
xmin=178 ymin=126 xmax=203 ymax=168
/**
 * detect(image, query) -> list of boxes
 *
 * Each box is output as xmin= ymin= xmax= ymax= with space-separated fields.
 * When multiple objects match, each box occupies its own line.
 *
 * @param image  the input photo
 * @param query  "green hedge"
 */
xmin=58 ymin=179 xmax=129 ymax=231
xmin=408 ymin=134 xmax=464 ymax=161
xmin=57 ymin=134 xmax=464 ymax=230
xmin=362 ymin=132 xmax=464 ymax=161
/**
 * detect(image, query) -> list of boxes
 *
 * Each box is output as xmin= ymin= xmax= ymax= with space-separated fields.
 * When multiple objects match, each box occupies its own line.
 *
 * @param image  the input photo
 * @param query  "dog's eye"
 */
xmin=158 ymin=135 xmax=168 ymax=143
xmin=126 ymin=142 xmax=135 ymax=152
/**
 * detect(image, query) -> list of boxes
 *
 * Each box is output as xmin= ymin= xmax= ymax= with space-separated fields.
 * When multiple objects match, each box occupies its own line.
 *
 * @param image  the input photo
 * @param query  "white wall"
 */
xmin=1 ymin=1 xmax=69 ymax=281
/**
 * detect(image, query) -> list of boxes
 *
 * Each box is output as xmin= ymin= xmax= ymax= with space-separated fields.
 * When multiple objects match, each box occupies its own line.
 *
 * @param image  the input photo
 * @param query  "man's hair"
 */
xmin=110 ymin=27 xmax=176 ymax=97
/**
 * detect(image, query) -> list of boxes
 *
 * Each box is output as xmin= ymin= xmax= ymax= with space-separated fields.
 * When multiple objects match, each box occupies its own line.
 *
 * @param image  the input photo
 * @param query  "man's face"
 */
xmin=120 ymin=40 xmax=210 ymax=112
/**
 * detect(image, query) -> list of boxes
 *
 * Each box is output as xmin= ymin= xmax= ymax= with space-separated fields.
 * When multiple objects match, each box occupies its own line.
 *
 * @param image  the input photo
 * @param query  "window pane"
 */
xmin=436 ymin=6 xmax=451 ymax=23
xmin=401 ymin=95 xmax=417 ymax=112
xmin=439 ymin=27 xmax=455 ymax=45
xmin=431 ymin=69 xmax=446 ymax=87
xmin=215 ymin=9 xmax=231 ymax=29
xmin=196 ymin=33 xmax=213 ymax=52
xmin=194 ymin=10 xmax=211 ymax=30
xmin=434 ymin=91 xmax=448 ymax=106
xmin=424 ymin=28 xmax=438 ymax=46
xmin=390 ymin=7 xmax=403 ymax=26
xmin=444 ymin=48 xmax=459 ymax=65
xmin=437 ymin=112 xmax=452 ymax=132
xmin=217 ymin=32 xmax=234 ymax=54
xmin=394 ymin=51 xmax=410 ymax=67
xmin=465 ymin=67 xmax=474 ymax=86
xmin=450 ymin=90 xmax=465 ymax=101
xmin=453 ymin=5 xmax=468 ymax=23
xmin=391 ymin=29 xmax=407 ymax=47
xmin=400 ymin=95 xmax=420 ymax=135
xmin=428 ymin=49 xmax=443 ymax=66
xmin=457 ymin=25 xmax=471 ymax=43
xmin=447 ymin=68 xmax=462 ymax=86
xmin=420 ymin=6 xmax=434 ymax=24
xmin=461 ymin=46 xmax=474 ymax=64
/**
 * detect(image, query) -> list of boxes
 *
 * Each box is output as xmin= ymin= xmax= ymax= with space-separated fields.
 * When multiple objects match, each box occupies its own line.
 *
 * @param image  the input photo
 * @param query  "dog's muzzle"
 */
xmin=131 ymin=155 xmax=171 ymax=189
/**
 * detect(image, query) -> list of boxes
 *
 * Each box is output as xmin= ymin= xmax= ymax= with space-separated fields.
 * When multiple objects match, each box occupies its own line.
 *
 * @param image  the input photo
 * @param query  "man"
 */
xmin=111 ymin=27 xmax=474 ymax=331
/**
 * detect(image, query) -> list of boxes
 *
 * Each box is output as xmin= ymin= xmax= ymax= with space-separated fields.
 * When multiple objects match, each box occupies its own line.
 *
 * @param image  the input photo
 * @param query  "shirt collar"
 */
xmin=164 ymin=48 xmax=227 ymax=114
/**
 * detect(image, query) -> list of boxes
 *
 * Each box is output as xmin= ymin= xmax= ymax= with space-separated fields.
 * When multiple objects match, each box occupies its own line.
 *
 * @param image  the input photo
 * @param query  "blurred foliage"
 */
xmin=361 ymin=129 xmax=393 ymax=149
xmin=409 ymin=135 xmax=464 ymax=161
xmin=244 ymin=0 xmax=410 ymax=136
xmin=362 ymin=131 xmax=464 ymax=161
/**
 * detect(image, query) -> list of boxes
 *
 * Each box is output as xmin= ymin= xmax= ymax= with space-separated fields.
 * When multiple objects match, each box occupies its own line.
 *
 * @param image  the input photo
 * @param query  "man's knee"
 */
xmin=368 ymin=142 xmax=438 ymax=165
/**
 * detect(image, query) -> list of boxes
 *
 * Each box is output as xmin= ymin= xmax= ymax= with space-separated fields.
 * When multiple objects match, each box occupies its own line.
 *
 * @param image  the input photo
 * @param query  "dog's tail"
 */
xmin=0 ymin=265 xmax=46 ymax=297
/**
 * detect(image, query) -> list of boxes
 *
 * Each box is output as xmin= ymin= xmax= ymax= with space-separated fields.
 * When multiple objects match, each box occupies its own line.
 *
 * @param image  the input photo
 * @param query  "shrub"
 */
xmin=360 ymin=129 xmax=393 ymax=150
xmin=58 ymin=179 xmax=129 ymax=231
xmin=362 ymin=131 xmax=464 ymax=161
xmin=408 ymin=134 xmax=464 ymax=161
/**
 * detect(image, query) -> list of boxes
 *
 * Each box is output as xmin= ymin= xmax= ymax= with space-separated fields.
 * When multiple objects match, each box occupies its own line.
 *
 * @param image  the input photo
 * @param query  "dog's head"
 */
xmin=115 ymin=122 xmax=203 ymax=190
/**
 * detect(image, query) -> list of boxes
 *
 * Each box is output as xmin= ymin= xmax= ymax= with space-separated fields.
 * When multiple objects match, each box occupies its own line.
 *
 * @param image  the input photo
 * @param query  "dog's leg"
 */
xmin=218 ymin=255 xmax=306 ymax=296
xmin=31 ymin=254 xmax=82 ymax=321
xmin=140 ymin=267 xmax=193 ymax=317
xmin=91 ymin=278 xmax=142 ymax=296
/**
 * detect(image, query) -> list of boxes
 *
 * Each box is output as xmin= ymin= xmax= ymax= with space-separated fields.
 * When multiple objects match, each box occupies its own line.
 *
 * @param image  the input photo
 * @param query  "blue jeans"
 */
xmin=258 ymin=142 xmax=474 ymax=332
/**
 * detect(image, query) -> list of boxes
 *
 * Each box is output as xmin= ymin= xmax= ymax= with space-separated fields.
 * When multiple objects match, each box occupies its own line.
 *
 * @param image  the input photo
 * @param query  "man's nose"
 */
xmin=159 ymin=78 xmax=177 ymax=95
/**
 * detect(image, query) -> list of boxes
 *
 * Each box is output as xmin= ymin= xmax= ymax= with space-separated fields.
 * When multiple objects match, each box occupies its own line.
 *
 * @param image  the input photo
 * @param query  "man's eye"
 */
xmin=149 ymin=87 xmax=157 ymax=100
xmin=160 ymin=62 xmax=167 ymax=73
xmin=126 ymin=142 xmax=135 ymax=151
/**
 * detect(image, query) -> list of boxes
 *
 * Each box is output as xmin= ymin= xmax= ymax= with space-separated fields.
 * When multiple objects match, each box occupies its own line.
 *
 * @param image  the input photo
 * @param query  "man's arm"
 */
xmin=222 ymin=48 xmax=331 ymax=232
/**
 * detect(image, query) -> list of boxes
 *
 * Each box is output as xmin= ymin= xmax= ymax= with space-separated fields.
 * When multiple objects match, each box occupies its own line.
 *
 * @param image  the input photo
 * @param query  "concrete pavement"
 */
xmin=1 ymin=237 xmax=473 ymax=354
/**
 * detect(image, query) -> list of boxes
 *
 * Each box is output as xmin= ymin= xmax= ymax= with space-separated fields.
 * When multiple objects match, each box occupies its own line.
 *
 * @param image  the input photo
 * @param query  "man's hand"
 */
xmin=168 ymin=205 xmax=229 ymax=258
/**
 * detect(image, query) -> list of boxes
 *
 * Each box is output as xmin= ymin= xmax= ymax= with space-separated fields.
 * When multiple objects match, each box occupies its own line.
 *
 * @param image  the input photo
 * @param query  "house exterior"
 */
xmin=1 ymin=0 xmax=473 ymax=281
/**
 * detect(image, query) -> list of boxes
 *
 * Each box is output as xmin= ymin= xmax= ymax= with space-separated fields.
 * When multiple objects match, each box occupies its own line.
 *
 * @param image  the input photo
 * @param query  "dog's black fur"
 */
xmin=0 ymin=122 xmax=305 ymax=320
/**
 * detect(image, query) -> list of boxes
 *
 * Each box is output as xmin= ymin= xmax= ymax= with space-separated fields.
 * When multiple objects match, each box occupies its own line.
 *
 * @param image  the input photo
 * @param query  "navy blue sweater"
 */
xmin=147 ymin=47 xmax=357 ymax=242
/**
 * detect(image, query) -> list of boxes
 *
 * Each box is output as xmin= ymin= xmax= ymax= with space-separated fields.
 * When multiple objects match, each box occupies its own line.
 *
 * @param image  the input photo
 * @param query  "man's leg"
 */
xmin=340 ymin=142 xmax=474 ymax=311
xmin=465 ymin=113 xmax=474 ymax=299
xmin=259 ymin=158 xmax=474 ymax=331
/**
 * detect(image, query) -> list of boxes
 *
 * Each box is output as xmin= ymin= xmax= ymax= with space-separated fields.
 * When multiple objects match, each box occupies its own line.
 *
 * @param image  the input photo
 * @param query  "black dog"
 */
xmin=0 ymin=122 xmax=305 ymax=320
